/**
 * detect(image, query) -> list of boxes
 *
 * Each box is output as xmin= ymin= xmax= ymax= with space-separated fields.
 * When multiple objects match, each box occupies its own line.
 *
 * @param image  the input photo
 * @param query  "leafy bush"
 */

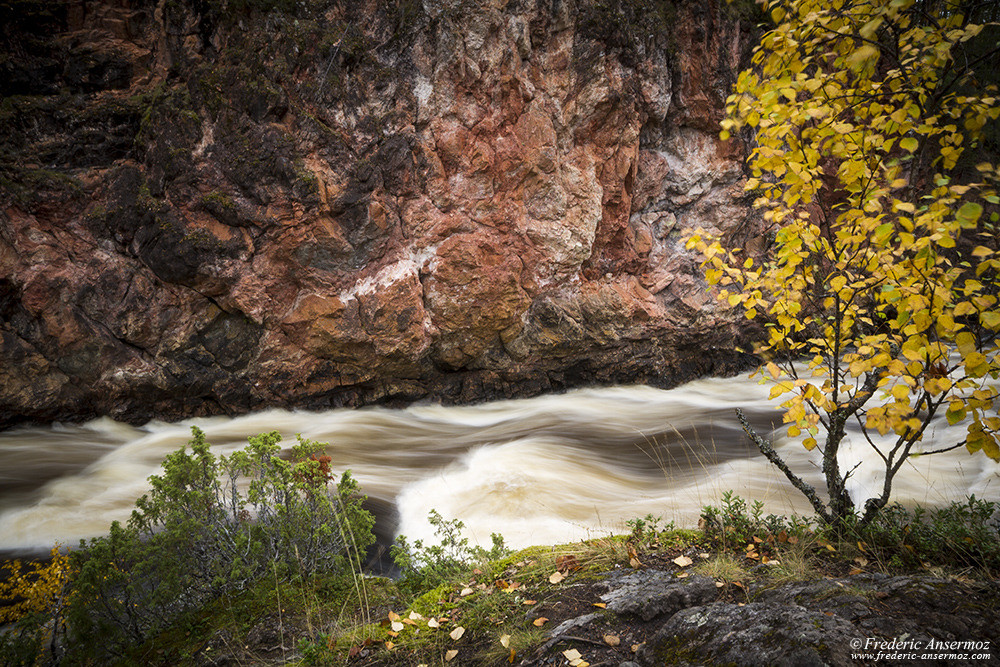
xmin=701 ymin=491 xmax=814 ymax=549
xmin=64 ymin=427 xmax=374 ymax=661
xmin=391 ymin=510 xmax=508 ymax=594
xmin=860 ymin=497 xmax=1000 ymax=572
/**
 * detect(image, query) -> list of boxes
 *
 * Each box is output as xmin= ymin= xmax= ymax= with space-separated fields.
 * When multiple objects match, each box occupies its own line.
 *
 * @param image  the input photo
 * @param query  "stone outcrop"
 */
xmin=0 ymin=0 xmax=763 ymax=427
xmin=530 ymin=568 xmax=999 ymax=667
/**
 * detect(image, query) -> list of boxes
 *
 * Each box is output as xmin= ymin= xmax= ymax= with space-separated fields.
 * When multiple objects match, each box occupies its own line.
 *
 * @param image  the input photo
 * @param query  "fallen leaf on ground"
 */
xmin=549 ymin=571 xmax=566 ymax=584
xmin=556 ymin=554 xmax=580 ymax=572
xmin=673 ymin=555 xmax=693 ymax=567
xmin=699 ymin=552 xmax=710 ymax=559
xmin=450 ymin=626 xmax=465 ymax=641
xmin=629 ymin=557 xmax=642 ymax=569
xmin=460 ymin=587 xmax=474 ymax=596
xmin=508 ymin=648 xmax=516 ymax=663
xmin=592 ymin=602 xmax=606 ymax=608
xmin=604 ymin=634 xmax=620 ymax=646
xmin=409 ymin=611 xmax=425 ymax=621
xmin=675 ymin=571 xmax=689 ymax=578
xmin=500 ymin=634 xmax=511 ymax=648
xmin=523 ymin=599 xmax=537 ymax=605
xmin=390 ymin=621 xmax=403 ymax=632
xmin=427 ymin=618 xmax=440 ymax=628
xmin=445 ymin=649 xmax=458 ymax=662
xmin=384 ymin=641 xmax=394 ymax=650
xmin=532 ymin=617 xmax=548 ymax=626
xmin=563 ymin=649 xmax=583 ymax=661
xmin=387 ymin=611 xmax=400 ymax=621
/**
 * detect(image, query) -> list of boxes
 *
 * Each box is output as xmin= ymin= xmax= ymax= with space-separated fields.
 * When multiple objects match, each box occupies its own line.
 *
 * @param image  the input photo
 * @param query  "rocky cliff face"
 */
xmin=0 ymin=0 xmax=763 ymax=427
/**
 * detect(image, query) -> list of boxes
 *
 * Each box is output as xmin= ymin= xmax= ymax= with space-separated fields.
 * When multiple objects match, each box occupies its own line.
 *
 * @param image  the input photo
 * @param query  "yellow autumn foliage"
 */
xmin=0 ymin=546 xmax=73 ymax=624
xmin=691 ymin=0 xmax=1000 ymax=523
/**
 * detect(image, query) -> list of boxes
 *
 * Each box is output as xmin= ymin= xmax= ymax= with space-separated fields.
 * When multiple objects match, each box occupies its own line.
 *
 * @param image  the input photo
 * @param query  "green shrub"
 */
xmin=701 ymin=491 xmax=814 ymax=548
xmin=64 ymin=427 xmax=374 ymax=661
xmin=860 ymin=497 xmax=1000 ymax=572
xmin=391 ymin=510 xmax=508 ymax=595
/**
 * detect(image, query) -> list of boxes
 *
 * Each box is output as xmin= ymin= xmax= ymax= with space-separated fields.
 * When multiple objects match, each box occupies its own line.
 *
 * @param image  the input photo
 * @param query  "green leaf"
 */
xmin=956 ymin=202 xmax=983 ymax=227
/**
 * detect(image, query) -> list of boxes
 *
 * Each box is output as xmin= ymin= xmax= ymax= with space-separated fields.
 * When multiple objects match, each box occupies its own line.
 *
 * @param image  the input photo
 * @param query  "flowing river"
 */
xmin=1 ymin=374 xmax=998 ymax=557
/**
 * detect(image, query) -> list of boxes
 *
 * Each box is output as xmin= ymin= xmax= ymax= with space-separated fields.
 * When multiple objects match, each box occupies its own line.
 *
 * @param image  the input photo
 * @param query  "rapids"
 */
xmin=1 ymin=375 xmax=997 ymax=555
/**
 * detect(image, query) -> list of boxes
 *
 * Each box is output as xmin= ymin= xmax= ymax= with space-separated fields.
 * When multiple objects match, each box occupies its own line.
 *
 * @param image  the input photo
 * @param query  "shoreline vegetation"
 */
xmin=2 ymin=432 xmax=998 ymax=666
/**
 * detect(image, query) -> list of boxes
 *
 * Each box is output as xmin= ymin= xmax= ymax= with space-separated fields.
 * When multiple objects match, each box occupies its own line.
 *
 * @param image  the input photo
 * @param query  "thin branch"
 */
xmin=736 ymin=408 xmax=831 ymax=523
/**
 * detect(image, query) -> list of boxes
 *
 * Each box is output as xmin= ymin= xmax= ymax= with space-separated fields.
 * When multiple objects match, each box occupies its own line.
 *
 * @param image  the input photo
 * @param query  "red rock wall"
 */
xmin=0 ymin=0 xmax=764 ymax=427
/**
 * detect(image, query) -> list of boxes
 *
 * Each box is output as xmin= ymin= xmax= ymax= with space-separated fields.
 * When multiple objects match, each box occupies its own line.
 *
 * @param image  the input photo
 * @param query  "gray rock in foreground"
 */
xmin=636 ymin=601 xmax=864 ymax=667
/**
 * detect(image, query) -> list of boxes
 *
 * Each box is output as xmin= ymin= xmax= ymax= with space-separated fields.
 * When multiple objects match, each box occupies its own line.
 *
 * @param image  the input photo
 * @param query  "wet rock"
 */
xmin=601 ymin=571 xmax=720 ymax=622
xmin=637 ymin=601 xmax=864 ymax=667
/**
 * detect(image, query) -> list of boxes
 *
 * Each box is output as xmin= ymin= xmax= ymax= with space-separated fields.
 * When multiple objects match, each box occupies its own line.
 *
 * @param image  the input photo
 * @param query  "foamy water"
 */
xmin=1 ymin=375 xmax=997 ymax=553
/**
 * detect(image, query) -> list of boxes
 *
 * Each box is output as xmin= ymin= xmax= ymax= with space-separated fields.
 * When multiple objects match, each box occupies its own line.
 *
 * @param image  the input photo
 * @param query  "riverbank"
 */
xmin=57 ymin=499 xmax=999 ymax=667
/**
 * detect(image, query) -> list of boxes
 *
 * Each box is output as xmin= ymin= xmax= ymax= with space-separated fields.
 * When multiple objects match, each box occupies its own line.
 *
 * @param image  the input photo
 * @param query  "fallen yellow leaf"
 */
xmin=460 ymin=587 xmax=474 ymax=596
xmin=673 ymin=555 xmax=693 ymax=567
xmin=445 ymin=649 xmax=458 ymax=662
xmin=500 ymin=634 xmax=511 ymax=648
xmin=450 ymin=626 xmax=465 ymax=641
xmin=427 ymin=618 xmax=440 ymax=628
xmin=604 ymin=634 xmax=620 ymax=647
xmin=532 ymin=617 xmax=549 ymax=626
xmin=592 ymin=602 xmax=607 ymax=608
xmin=563 ymin=649 xmax=583 ymax=661
xmin=549 ymin=571 xmax=566 ymax=584
xmin=390 ymin=621 xmax=403 ymax=632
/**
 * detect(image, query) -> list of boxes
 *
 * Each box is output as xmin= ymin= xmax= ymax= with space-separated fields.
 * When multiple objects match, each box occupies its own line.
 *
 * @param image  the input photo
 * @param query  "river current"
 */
xmin=1 ymin=375 xmax=998 ymax=555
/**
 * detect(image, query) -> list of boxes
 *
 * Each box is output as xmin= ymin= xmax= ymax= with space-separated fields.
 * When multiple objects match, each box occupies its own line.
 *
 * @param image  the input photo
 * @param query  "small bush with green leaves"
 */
xmin=65 ymin=427 xmax=374 ymax=661
xmin=860 ymin=497 xmax=1000 ymax=572
xmin=701 ymin=491 xmax=814 ymax=548
xmin=391 ymin=510 xmax=509 ymax=595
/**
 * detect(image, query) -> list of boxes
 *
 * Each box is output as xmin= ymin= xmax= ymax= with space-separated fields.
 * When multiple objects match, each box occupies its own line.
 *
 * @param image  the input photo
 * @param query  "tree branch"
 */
xmin=735 ymin=408 xmax=831 ymax=523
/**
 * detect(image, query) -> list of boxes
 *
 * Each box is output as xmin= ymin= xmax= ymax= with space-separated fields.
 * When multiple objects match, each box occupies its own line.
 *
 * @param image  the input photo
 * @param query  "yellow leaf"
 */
xmin=947 ymin=401 xmax=967 ymax=425
xmin=450 ymin=626 xmax=466 ymax=641
xmin=445 ymin=649 xmax=459 ymax=662
xmin=548 ymin=571 xmax=566 ymax=584
xmin=982 ymin=311 xmax=1000 ymax=330
xmin=803 ymin=437 xmax=818 ymax=450
xmin=673 ymin=555 xmax=694 ymax=567
xmin=900 ymin=137 xmax=919 ymax=152
xmin=532 ymin=617 xmax=548 ymax=627
xmin=500 ymin=634 xmax=511 ymax=648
